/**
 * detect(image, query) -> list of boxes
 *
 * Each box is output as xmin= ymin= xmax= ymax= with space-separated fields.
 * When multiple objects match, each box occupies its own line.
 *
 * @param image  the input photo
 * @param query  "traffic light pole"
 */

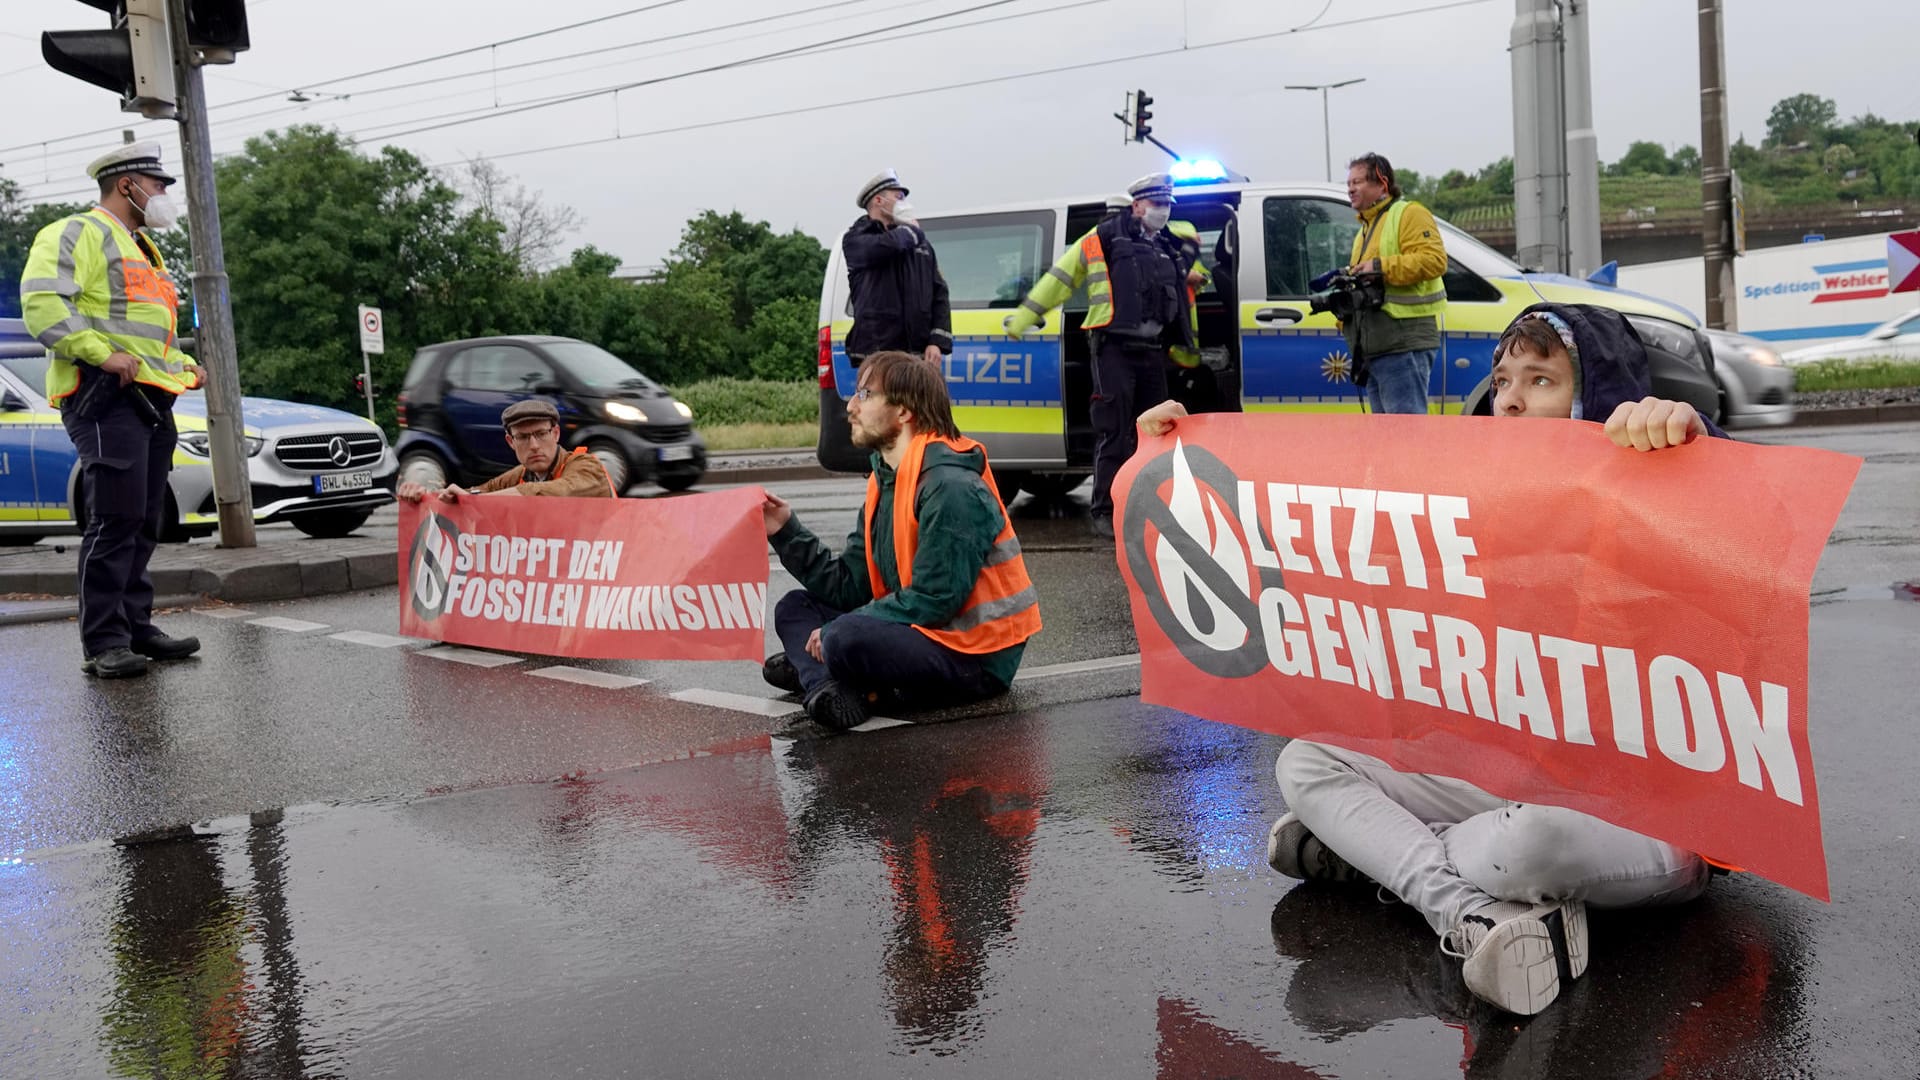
xmin=167 ymin=0 xmax=253 ymax=546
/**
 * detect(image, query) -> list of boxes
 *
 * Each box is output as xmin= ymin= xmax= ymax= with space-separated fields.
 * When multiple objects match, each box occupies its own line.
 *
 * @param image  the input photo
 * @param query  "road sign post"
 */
xmin=357 ymin=304 xmax=383 ymax=423
xmin=1888 ymin=230 xmax=1920 ymax=295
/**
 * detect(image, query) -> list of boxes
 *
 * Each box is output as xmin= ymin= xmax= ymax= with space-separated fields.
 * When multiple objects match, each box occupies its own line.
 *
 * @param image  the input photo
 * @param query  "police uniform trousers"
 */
xmin=61 ymin=385 xmax=177 ymax=657
xmin=1089 ymin=333 xmax=1169 ymax=521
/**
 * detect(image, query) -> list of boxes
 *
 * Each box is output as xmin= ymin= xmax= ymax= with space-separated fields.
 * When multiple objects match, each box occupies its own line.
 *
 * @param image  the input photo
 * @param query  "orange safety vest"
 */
xmin=862 ymin=433 xmax=1042 ymax=655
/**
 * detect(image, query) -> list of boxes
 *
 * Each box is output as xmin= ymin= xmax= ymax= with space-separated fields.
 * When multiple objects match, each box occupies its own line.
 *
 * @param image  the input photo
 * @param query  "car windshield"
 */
xmin=1436 ymin=221 xmax=1525 ymax=274
xmin=543 ymin=342 xmax=659 ymax=392
xmin=1 ymin=355 xmax=46 ymax=397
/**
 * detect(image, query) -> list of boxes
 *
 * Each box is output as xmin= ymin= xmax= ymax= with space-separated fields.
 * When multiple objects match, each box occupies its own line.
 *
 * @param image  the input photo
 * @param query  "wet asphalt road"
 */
xmin=2 ymin=425 xmax=1917 ymax=1079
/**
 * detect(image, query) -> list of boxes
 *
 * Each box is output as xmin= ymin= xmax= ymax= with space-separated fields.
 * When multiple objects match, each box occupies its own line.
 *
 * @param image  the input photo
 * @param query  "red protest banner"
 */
xmin=399 ymin=486 xmax=770 ymax=661
xmin=1114 ymin=414 xmax=1859 ymax=900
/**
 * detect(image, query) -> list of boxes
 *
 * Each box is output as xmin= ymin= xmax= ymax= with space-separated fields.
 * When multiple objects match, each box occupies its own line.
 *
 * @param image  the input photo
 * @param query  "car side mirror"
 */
xmin=0 ymin=389 xmax=27 ymax=413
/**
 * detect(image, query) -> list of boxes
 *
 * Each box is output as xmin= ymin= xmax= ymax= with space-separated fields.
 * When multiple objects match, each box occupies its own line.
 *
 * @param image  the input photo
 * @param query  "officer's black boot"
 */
xmin=132 ymin=633 xmax=200 ymax=661
xmin=82 ymin=647 xmax=149 ymax=678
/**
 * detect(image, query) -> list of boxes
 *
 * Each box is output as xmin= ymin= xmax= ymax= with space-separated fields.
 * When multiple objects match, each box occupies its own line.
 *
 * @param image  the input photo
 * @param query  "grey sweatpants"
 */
xmin=1276 ymin=740 xmax=1712 ymax=936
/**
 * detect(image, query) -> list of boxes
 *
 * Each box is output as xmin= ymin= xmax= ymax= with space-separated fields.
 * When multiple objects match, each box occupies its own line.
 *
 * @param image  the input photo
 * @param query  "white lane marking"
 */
xmin=330 ymin=630 xmax=422 ymax=648
xmin=528 ymin=666 xmax=649 ymax=690
xmin=248 ymin=616 xmax=330 ymax=633
xmin=193 ymin=608 xmax=255 ymax=620
xmin=1013 ymin=653 xmax=1140 ymax=681
xmin=416 ymin=645 xmax=521 ymax=668
xmin=670 ymin=688 xmax=803 ymax=718
xmin=849 ymin=717 xmax=912 ymax=732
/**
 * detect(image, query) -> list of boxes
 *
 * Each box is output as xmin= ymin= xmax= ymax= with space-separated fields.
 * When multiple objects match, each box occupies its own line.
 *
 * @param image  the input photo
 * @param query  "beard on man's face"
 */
xmin=850 ymin=413 xmax=903 ymax=450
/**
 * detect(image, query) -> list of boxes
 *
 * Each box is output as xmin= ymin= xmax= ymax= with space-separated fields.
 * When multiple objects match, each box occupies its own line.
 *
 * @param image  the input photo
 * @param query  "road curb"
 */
xmin=1780 ymin=404 xmax=1920 ymax=428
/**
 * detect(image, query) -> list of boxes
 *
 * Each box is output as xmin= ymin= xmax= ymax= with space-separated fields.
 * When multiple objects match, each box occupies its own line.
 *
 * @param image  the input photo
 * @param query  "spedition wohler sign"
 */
xmin=1114 ymin=414 xmax=1859 ymax=900
xmin=399 ymin=486 xmax=770 ymax=662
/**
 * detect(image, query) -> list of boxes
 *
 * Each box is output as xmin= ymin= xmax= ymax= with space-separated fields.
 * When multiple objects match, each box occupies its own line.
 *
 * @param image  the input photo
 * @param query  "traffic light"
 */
xmin=42 ymin=0 xmax=177 ymax=119
xmin=184 ymin=0 xmax=250 ymax=63
xmin=353 ymin=373 xmax=368 ymax=396
xmin=1132 ymin=88 xmax=1154 ymax=143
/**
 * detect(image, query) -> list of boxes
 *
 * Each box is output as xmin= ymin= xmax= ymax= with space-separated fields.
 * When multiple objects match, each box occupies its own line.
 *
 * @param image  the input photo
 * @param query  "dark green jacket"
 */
xmin=771 ymin=442 xmax=1026 ymax=687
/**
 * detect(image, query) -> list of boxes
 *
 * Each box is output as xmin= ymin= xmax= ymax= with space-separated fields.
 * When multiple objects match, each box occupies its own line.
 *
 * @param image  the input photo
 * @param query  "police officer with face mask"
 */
xmin=1006 ymin=174 xmax=1196 ymax=538
xmin=19 ymin=142 xmax=204 ymax=678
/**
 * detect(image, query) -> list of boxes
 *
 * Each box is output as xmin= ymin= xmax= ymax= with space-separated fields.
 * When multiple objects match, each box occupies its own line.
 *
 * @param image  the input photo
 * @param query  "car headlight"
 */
xmin=603 ymin=401 xmax=645 ymax=422
xmin=177 ymin=432 xmax=263 ymax=457
xmin=674 ymin=401 xmax=693 ymax=419
xmin=1747 ymin=347 xmax=1782 ymax=367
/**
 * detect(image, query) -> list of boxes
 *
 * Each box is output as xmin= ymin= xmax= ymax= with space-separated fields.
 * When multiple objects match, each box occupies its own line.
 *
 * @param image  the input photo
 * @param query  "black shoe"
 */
xmin=762 ymin=652 xmax=803 ymax=694
xmin=1090 ymin=516 xmax=1115 ymax=539
xmin=82 ymin=647 xmax=149 ymax=678
xmin=132 ymin=632 xmax=201 ymax=661
xmin=804 ymin=680 xmax=868 ymax=733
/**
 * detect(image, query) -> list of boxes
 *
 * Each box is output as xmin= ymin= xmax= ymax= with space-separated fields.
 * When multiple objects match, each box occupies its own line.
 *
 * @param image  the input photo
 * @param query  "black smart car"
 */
xmin=396 ymin=335 xmax=706 ymax=493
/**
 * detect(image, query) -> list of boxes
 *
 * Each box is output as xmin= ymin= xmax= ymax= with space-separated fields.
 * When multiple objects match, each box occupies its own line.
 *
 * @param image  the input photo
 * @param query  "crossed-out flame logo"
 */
xmin=406 ymin=511 xmax=463 ymax=621
xmin=1121 ymin=439 xmax=1285 ymax=678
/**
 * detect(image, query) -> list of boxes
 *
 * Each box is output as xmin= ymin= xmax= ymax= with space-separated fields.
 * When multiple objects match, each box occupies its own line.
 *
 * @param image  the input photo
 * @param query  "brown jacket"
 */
xmin=476 ymin=447 xmax=615 ymax=497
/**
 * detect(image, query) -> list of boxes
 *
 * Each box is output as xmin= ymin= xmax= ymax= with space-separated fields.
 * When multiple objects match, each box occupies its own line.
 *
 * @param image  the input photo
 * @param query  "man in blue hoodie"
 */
xmin=1137 ymin=303 xmax=1725 ymax=1017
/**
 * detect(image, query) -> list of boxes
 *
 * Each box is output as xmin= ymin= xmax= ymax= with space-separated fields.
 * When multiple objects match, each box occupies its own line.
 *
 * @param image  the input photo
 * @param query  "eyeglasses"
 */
xmin=853 ymin=386 xmax=882 ymax=402
xmin=506 ymin=425 xmax=557 ymax=445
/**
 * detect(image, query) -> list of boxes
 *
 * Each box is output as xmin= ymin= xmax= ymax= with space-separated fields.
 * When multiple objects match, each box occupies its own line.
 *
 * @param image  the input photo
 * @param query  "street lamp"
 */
xmin=1285 ymin=78 xmax=1366 ymax=183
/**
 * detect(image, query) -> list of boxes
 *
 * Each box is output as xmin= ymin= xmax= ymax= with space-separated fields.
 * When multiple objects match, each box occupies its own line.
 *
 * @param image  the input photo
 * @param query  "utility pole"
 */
xmin=1285 ymin=79 xmax=1365 ymax=182
xmin=166 ymin=0 xmax=254 ymax=545
xmin=1699 ymin=0 xmax=1737 ymax=330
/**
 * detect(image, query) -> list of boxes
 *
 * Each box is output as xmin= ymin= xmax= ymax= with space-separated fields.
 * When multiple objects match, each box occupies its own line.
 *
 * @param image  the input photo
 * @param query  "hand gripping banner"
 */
xmin=1114 ymin=414 xmax=1859 ymax=900
xmin=399 ymin=486 xmax=769 ymax=662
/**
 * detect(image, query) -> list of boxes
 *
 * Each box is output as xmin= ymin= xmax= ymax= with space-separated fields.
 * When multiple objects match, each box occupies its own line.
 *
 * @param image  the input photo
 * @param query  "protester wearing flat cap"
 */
xmin=19 ymin=141 xmax=202 ymax=678
xmin=396 ymin=398 xmax=614 ymax=503
xmin=841 ymin=168 xmax=952 ymax=367
xmin=1005 ymin=173 xmax=1201 ymax=538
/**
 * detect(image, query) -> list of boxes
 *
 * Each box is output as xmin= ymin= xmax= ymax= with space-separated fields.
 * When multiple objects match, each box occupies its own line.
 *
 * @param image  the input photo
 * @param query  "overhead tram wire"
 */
xmin=0 ymin=0 xmax=705 ymax=155
xmin=402 ymin=0 xmax=1497 ymax=158
xmin=6 ymin=0 xmax=928 ymax=181
xmin=15 ymin=0 xmax=1057 ymax=191
xmin=18 ymin=0 xmax=1493 ymax=203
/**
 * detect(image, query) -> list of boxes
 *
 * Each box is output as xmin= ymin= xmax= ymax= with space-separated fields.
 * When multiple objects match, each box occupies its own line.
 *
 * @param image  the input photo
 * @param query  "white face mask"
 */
xmin=1141 ymin=205 xmax=1172 ymax=232
xmin=129 ymin=184 xmax=180 ymax=230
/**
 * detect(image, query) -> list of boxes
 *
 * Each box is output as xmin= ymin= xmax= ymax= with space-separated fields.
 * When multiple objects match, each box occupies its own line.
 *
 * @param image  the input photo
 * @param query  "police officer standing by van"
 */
xmin=843 ymin=169 xmax=952 ymax=367
xmin=1341 ymin=152 xmax=1448 ymax=414
xmin=1007 ymin=174 xmax=1196 ymax=538
xmin=19 ymin=143 xmax=203 ymax=678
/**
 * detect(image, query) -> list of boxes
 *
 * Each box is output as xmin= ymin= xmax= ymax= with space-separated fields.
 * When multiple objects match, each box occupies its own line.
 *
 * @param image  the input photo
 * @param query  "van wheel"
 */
xmin=658 ymin=470 xmax=702 ymax=493
xmin=994 ymin=470 xmax=1027 ymax=503
xmin=400 ymin=449 xmax=448 ymax=489
xmin=1021 ymin=473 xmax=1083 ymax=500
xmin=589 ymin=440 xmax=630 ymax=494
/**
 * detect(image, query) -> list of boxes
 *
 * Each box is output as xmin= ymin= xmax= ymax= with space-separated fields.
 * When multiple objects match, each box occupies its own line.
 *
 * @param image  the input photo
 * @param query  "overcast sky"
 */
xmin=6 ymin=0 xmax=1917 ymax=272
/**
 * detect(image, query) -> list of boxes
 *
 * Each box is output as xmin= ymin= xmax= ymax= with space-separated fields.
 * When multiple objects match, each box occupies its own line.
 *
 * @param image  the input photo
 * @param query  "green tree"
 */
xmin=1766 ymin=93 xmax=1837 ymax=147
xmin=1 ymin=177 xmax=91 ymax=320
xmin=213 ymin=125 xmax=521 ymax=425
xmin=1612 ymin=141 xmax=1676 ymax=177
xmin=744 ymin=296 xmax=818 ymax=382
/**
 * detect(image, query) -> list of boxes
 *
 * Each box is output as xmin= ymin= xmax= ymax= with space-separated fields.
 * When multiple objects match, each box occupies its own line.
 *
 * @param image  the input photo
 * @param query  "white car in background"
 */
xmin=1783 ymin=308 xmax=1920 ymax=365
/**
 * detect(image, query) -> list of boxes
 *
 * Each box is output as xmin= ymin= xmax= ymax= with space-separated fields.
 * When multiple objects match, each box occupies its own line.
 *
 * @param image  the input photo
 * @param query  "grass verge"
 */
xmin=702 ymin=422 xmax=818 ymax=452
xmin=1793 ymin=357 xmax=1920 ymax=392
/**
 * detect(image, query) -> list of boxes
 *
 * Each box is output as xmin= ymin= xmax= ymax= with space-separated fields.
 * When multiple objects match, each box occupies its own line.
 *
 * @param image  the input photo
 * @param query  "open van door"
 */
xmin=818 ymin=209 xmax=1063 ymax=483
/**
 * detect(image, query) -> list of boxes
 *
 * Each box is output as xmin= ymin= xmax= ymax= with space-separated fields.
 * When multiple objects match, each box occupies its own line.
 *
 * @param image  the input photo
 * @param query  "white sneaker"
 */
xmin=1441 ymin=899 xmax=1588 ymax=1015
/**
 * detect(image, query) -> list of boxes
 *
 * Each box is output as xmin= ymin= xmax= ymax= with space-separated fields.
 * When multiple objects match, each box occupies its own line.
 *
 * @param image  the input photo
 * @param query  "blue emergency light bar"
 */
xmin=1169 ymin=158 xmax=1229 ymax=184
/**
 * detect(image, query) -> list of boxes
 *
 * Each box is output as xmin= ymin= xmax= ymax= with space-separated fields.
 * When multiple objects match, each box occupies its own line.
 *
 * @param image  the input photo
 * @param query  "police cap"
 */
xmin=86 ymin=141 xmax=176 ymax=186
xmin=1127 ymin=173 xmax=1176 ymax=203
xmin=855 ymin=168 xmax=908 ymax=209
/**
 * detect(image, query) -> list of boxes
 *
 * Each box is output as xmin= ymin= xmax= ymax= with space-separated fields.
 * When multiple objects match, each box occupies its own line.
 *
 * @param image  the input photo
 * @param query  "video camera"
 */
xmin=1307 ymin=267 xmax=1386 ymax=322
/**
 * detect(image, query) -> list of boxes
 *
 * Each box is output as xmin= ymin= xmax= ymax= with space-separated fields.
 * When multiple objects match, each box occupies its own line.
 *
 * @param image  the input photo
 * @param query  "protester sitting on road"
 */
xmin=759 ymin=350 xmax=1042 ymax=732
xmin=1136 ymin=302 xmax=1730 ymax=1017
xmin=396 ymin=400 xmax=614 ymax=502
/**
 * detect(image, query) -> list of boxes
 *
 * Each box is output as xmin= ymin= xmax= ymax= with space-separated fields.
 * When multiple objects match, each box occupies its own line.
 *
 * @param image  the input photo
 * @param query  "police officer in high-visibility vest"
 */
xmin=1341 ymin=152 xmax=1447 ymax=414
xmin=1007 ymin=173 xmax=1198 ymax=539
xmin=19 ymin=142 xmax=204 ymax=678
